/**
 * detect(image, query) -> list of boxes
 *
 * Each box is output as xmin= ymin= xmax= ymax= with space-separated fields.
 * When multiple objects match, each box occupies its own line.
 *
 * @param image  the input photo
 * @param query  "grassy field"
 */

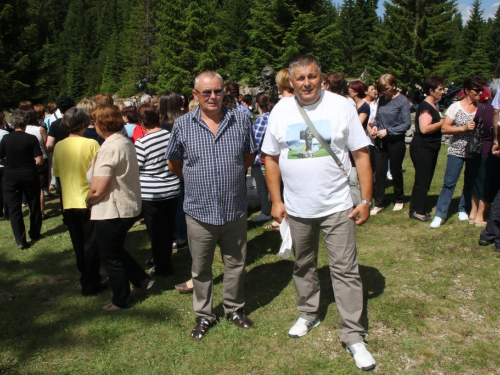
xmin=1 ymin=146 xmax=499 ymax=374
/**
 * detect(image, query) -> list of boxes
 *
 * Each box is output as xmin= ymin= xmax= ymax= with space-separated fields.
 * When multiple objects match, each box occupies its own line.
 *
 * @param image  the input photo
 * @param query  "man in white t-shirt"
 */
xmin=261 ymin=55 xmax=375 ymax=371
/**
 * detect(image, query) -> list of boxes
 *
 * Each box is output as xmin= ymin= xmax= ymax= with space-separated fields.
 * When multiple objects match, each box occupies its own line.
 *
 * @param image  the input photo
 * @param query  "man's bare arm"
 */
xmin=348 ymin=147 xmax=373 ymax=226
xmin=265 ymin=154 xmax=287 ymax=223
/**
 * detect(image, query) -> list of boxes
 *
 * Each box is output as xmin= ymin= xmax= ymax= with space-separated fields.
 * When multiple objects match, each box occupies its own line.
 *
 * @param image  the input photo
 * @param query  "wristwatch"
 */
xmin=360 ymin=199 xmax=372 ymax=207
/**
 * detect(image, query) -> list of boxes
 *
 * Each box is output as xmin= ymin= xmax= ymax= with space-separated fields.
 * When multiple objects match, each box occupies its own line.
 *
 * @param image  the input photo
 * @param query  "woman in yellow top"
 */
xmin=53 ymin=107 xmax=106 ymax=296
xmin=85 ymin=105 xmax=153 ymax=311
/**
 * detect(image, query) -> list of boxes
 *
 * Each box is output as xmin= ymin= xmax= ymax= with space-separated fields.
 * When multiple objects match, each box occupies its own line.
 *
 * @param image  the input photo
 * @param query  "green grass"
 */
xmin=1 ymin=146 xmax=499 ymax=374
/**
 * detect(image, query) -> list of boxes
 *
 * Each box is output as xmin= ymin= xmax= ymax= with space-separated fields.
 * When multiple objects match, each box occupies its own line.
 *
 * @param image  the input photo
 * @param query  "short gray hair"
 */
xmin=490 ymin=78 xmax=499 ymax=97
xmin=194 ymin=71 xmax=223 ymax=89
xmin=10 ymin=109 xmax=30 ymax=129
xmin=60 ymin=107 xmax=90 ymax=134
xmin=289 ymin=55 xmax=322 ymax=78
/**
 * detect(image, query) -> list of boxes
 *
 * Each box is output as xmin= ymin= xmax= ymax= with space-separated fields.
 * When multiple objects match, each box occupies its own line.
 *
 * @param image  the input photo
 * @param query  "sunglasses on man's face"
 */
xmin=195 ymin=89 xmax=224 ymax=99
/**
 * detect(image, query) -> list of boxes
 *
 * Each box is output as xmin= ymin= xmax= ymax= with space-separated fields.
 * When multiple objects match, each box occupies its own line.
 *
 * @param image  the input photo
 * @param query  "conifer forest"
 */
xmin=1 ymin=0 xmax=498 ymax=107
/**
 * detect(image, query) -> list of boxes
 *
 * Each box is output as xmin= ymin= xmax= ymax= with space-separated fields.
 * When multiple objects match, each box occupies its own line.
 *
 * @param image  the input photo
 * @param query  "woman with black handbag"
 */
xmin=430 ymin=75 xmax=486 ymax=228
xmin=467 ymin=93 xmax=500 ymax=227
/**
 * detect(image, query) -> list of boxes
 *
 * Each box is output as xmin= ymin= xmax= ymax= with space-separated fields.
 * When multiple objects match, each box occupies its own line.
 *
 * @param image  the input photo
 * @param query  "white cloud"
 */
xmin=458 ymin=2 xmax=472 ymax=23
xmin=485 ymin=2 xmax=500 ymax=19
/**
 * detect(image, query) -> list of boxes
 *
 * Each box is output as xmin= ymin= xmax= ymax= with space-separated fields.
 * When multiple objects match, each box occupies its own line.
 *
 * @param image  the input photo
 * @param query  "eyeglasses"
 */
xmin=194 ymin=89 xmax=224 ymax=99
xmin=471 ymin=88 xmax=484 ymax=93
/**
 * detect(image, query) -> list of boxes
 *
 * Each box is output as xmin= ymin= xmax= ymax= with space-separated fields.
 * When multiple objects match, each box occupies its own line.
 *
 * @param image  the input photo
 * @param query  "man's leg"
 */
xmin=320 ymin=209 xmax=366 ymax=346
xmin=186 ymin=215 xmax=219 ymax=323
xmin=219 ymin=214 xmax=247 ymax=314
xmin=288 ymin=214 xmax=321 ymax=321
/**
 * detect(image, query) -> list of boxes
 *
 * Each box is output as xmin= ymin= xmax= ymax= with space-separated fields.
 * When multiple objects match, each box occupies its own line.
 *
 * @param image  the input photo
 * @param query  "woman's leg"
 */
xmin=251 ymin=165 xmax=271 ymax=215
xmin=387 ymin=137 xmax=406 ymax=204
xmin=96 ymin=217 xmax=148 ymax=308
xmin=372 ymin=146 xmax=388 ymax=207
xmin=3 ymin=179 xmax=26 ymax=246
xmin=434 ymin=155 xmax=464 ymax=220
xmin=142 ymin=199 xmax=177 ymax=275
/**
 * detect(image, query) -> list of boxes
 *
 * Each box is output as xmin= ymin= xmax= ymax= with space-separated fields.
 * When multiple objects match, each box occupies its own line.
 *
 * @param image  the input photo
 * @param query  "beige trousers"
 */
xmin=288 ymin=209 xmax=366 ymax=345
xmin=186 ymin=214 xmax=247 ymax=323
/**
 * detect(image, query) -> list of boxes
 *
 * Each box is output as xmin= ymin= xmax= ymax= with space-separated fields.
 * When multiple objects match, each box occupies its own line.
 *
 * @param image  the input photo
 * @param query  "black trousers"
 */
xmin=409 ymin=137 xmax=441 ymax=215
xmin=373 ymin=135 xmax=406 ymax=207
xmin=480 ymin=188 xmax=500 ymax=247
xmin=64 ymin=209 xmax=101 ymax=295
xmin=141 ymin=198 xmax=178 ymax=275
xmin=0 ymin=168 xmax=7 ymax=218
xmin=95 ymin=217 xmax=149 ymax=308
xmin=3 ymin=178 xmax=41 ymax=245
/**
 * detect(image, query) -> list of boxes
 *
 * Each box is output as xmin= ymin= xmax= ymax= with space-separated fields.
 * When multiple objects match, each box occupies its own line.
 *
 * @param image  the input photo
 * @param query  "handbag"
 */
xmin=466 ymin=100 xmax=488 ymax=157
xmin=294 ymin=97 xmax=362 ymax=207
xmin=372 ymin=98 xmax=386 ymax=151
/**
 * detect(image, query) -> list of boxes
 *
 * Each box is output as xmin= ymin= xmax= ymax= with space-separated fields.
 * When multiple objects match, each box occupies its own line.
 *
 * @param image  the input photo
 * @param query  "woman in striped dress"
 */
xmin=135 ymin=103 xmax=181 ymax=276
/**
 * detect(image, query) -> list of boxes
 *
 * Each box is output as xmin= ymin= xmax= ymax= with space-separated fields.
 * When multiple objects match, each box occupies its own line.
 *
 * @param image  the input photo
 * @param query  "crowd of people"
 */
xmin=2 ymin=53 xmax=500 ymax=372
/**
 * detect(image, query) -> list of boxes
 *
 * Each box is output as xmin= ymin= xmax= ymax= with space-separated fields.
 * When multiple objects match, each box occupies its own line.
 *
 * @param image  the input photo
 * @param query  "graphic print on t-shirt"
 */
xmin=286 ymin=120 xmax=331 ymax=159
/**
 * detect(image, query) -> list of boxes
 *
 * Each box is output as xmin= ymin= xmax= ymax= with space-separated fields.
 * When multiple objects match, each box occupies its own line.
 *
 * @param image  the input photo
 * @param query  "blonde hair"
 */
xmin=275 ymin=68 xmax=294 ymax=94
xmin=76 ymin=98 xmax=98 ymax=114
xmin=188 ymin=99 xmax=199 ymax=111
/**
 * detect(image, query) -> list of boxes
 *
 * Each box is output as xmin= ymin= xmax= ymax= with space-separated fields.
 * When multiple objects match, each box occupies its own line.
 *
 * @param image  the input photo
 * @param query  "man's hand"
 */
xmin=271 ymin=201 xmax=288 ymax=224
xmin=348 ymin=203 xmax=370 ymax=226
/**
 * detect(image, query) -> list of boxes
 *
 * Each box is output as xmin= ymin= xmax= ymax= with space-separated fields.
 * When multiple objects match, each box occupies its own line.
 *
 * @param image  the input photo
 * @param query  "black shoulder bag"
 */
xmin=466 ymin=100 xmax=489 ymax=157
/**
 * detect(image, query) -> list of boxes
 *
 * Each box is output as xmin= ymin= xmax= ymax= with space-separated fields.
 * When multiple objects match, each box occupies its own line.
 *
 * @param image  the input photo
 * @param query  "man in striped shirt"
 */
xmin=166 ymin=71 xmax=256 ymax=341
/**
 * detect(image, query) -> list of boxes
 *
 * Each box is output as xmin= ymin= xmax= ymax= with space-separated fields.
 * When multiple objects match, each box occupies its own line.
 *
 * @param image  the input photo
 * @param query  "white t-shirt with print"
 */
xmin=261 ymin=90 xmax=370 ymax=218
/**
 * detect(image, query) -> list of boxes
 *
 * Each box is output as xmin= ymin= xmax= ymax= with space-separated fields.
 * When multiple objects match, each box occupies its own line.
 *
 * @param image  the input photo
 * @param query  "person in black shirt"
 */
xmin=0 ymin=110 xmax=43 ymax=249
xmin=409 ymin=75 xmax=445 ymax=221
xmin=46 ymin=96 xmax=75 ymax=152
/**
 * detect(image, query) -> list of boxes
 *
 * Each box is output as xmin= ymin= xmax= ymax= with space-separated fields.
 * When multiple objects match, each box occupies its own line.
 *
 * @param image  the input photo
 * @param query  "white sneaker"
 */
xmin=288 ymin=317 xmax=320 ymax=338
xmin=346 ymin=342 xmax=376 ymax=371
xmin=386 ymin=171 xmax=393 ymax=180
xmin=393 ymin=203 xmax=404 ymax=211
xmin=250 ymin=212 xmax=273 ymax=222
xmin=430 ymin=217 xmax=443 ymax=228
xmin=458 ymin=212 xmax=468 ymax=221
xmin=370 ymin=206 xmax=384 ymax=216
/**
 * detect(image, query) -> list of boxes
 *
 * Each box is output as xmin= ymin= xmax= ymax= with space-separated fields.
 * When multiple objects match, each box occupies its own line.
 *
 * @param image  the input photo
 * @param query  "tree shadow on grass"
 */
xmin=317 ymin=264 xmax=385 ymax=333
xmin=0 ymin=249 xmax=173 ymax=367
xmin=213 ymin=259 xmax=294 ymax=317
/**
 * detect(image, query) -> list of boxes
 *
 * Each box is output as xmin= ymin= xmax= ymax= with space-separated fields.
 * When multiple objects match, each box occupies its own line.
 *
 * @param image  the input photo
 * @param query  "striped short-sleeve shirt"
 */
xmin=135 ymin=129 xmax=181 ymax=201
xmin=165 ymin=106 xmax=255 ymax=225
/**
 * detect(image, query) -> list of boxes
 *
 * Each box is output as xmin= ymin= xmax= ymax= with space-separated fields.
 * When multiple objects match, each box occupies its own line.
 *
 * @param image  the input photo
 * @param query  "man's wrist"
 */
xmin=360 ymin=199 xmax=372 ymax=207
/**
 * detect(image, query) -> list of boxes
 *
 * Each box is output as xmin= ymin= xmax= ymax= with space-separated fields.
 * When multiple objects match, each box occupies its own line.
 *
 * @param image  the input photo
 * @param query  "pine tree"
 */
xmin=459 ymin=0 xmax=491 ymax=81
xmin=59 ymin=0 xmax=87 ymax=98
xmin=0 ymin=0 xmax=42 ymax=107
xmin=219 ymin=0 xmax=253 ymax=81
xmin=370 ymin=0 xmax=458 ymax=87
xmin=246 ymin=0 xmax=284 ymax=83
xmin=487 ymin=5 xmax=500 ymax=77
xmin=119 ymin=0 xmax=158 ymax=96
xmin=154 ymin=0 xmax=223 ymax=94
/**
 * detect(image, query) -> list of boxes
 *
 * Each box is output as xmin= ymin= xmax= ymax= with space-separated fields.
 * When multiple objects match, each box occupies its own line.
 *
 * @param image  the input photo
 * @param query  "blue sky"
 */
xmin=331 ymin=1 xmax=499 ymax=22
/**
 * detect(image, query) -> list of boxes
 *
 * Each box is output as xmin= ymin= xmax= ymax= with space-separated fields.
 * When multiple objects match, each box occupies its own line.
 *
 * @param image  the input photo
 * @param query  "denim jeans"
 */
xmin=435 ymin=154 xmax=472 ymax=219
